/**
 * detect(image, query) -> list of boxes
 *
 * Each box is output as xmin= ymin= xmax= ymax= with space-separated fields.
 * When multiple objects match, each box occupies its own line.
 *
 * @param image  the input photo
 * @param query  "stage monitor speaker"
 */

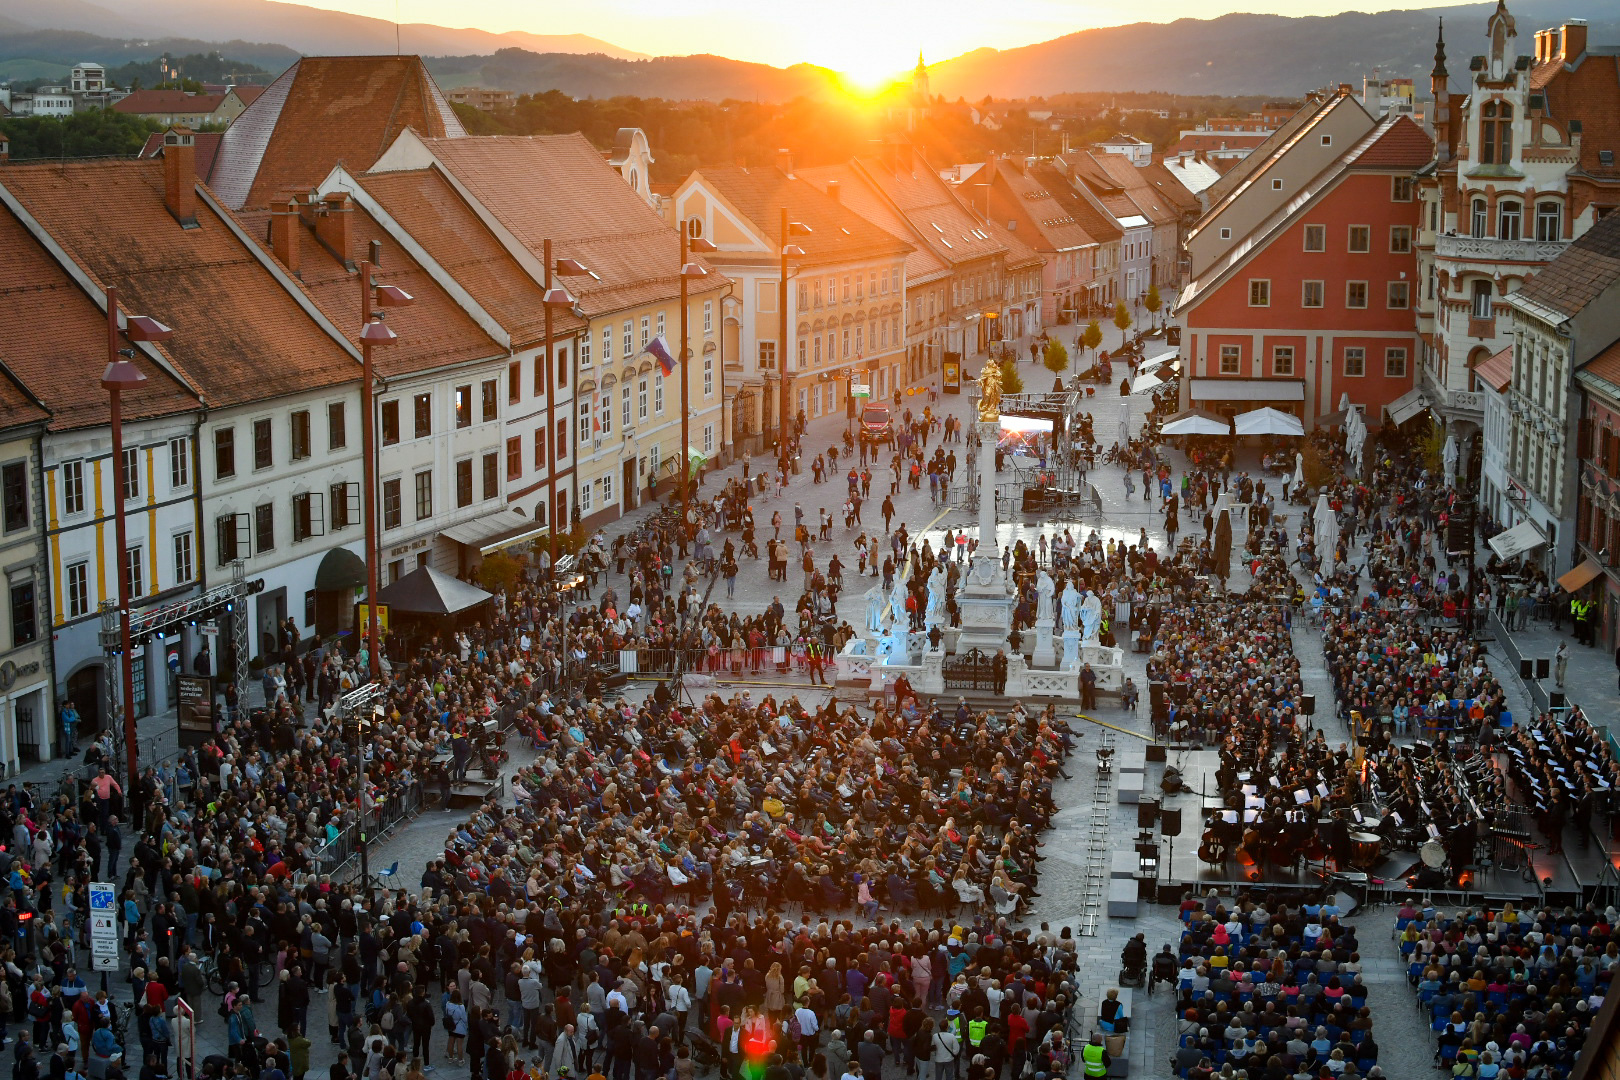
xmin=1146 ymin=743 xmax=1167 ymax=762
xmin=1161 ymin=807 xmax=1183 ymax=837
xmin=1551 ymin=692 xmax=1567 ymax=708
xmin=1520 ymin=659 xmax=1533 ymax=679
xmin=1301 ymin=694 xmax=1315 ymax=716
xmin=1536 ymin=658 xmax=1550 ymax=680
xmin=1137 ymin=800 xmax=1159 ymax=828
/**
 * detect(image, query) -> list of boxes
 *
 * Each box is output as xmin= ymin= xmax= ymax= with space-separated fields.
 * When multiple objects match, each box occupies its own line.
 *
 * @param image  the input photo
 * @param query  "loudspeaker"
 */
xmin=1551 ymin=692 xmax=1567 ymax=708
xmin=1149 ymin=682 xmax=1168 ymax=707
xmin=1161 ymin=807 xmax=1183 ymax=837
xmin=1301 ymin=694 xmax=1315 ymax=717
xmin=1137 ymin=800 xmax=1159 ymax=828
xmin=1536 ymin=658 xmax=1550 ymax=680
xmin=1146 ymin=743 xmax=1167 ymax=762
xmin=1521 ymin=659 xmax=1534 ymax=679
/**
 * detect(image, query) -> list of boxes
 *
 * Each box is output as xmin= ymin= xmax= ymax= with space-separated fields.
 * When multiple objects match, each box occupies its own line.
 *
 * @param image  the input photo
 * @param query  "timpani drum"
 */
xmin=1348 ymin=830 xmax=1382 ymax=869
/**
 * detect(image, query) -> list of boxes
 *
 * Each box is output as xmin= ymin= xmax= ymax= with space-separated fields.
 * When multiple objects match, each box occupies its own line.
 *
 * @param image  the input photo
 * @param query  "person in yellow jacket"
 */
xmin=1081 ymin=1034 xmax=1111 ymax=1077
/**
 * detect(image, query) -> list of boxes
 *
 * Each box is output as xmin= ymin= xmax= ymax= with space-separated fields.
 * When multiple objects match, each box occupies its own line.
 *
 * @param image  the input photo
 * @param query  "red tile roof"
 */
xmin=693 ymin=164 xmax=915 ymax=268
xmin=1139 ymin=161 xmax=1201 ymax=217
xmin=1585 ymin=336 xmax=1620 ymax=389
xmin=212 ymin=56 xmax=466 ymax=210
xmin=1352 ymin=115 xmax=1433 ymax=169
xmin=1514 ymin=209 xmax=1620 ymax=319
xmin=0 ymin=202 xmax=198 ymax=432
xmin=357 ymin=167 xmax=584 ymax=348
xmin=1024 ymin=164 xmax=1117 ymax=245
xmin=1534 ymin=52 xmax=1620 ymax=180
xmin=1474 ymin=345 xmax=1512 ymax=392
xmin=0 ymin=366 xmax=51 ymax=434
xmin=1167 ymin=132 xmax=1269 ymax=157
xmin=240 ymin=195 xmax=502 ymax=379
xmin=0 ymin=159 xmax=359 ymax=411
xmin=847 ymin=149 xmax=1007 ymax=267
xmin=796 ymin=163 xmax=951 ymax=287
xmin=112 ymin=89 xmax=226 ymax=115
xmin=419 ymin=134 xmax=733 ymax=315
xmin=991 ymin=161 xmax=1103 ymax=251
xmin=139 ymin=131 xmax=223 ymax=180
xmin=231 ymin=85 xmax=267 ymax=107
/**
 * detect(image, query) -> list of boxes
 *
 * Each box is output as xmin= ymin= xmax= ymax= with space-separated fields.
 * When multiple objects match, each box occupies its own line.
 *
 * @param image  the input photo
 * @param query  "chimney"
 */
xmin=1562 ymin=20 xmax=1587 ymax=61
xmin=161 ymin=126 xmax=198 ymax=229
xmin=314 ymin=191 xmax=354 ymax=269
xmin=826 ymin=179 xmax=840 ymax=202
xmin=776 ymin=148 xmax=794 ymax=177
xmin=269 ymin=196 xmax=301 ymax=276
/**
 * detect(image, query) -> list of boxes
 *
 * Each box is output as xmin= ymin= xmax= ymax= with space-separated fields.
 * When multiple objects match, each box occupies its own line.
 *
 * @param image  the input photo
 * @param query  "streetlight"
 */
xmin=101 ymin=286 xmax=172 ymax=807
xmin=539 ymin=243 xmax=594 ymax=575
xmin=358 ymin=260 xmax=413 ymax=682
xmin=776 ymin=209 xmax=811 ymax=459
xmin=679 ymin=230 xmax=716 ymax=528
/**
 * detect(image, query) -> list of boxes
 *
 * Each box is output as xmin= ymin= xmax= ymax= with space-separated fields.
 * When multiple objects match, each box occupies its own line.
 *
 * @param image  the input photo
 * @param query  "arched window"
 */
xmin=1482 ymin=101 xmax=1513 ymax=164
xmin=1498 ymin=200 xmax=1522 ymax=241
xmin=1536 ymin=201 xmax=1562 ymax=241
xmin=1471 ymin=198 xmax=1489 ymax=238
xmin=686 ymin=216 xmax=704 ymax=239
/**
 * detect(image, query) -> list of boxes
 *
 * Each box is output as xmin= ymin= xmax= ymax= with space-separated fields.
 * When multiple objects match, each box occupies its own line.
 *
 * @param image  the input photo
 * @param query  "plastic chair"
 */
xmin=376 ymin=860 xmax=400 ymax=884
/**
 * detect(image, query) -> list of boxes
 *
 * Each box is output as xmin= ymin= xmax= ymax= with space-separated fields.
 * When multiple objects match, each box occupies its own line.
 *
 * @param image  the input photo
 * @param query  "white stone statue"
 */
xmin=1036 ymin=570 xmax=1056 ymax=625
xmin=865 ymin=588 xmax=883 ymax=633
xmin=1080 ymin=590 xmax=1104 ymax=644
xmin=1060 ymin=581 xmax=1082 ymax=631
xmin=888 ymin=577 xmax=907 ymax=627
xmin=925 ymin=565 xmax=947 ymax=629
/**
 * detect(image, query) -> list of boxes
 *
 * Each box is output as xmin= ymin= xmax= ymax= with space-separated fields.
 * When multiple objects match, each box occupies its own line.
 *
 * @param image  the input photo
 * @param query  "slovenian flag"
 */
xmin=645 ymin=335 xmax=678 ymax=376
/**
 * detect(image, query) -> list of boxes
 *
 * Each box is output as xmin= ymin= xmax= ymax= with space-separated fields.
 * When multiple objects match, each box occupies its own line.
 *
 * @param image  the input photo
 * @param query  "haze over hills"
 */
xmin=0 ymin=0 xmax=647 ymax=64
xmin=3 ymin=0 xmax=1619 ymax=101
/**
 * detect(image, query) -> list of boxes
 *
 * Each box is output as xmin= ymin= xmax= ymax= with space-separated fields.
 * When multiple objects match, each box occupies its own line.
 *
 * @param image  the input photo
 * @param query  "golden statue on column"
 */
xmin=977 ymin=360 xmax=1002 ymax=422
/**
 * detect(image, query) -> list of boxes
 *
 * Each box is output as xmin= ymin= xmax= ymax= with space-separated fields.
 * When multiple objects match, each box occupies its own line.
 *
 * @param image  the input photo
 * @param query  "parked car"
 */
xmin=859 ymin=404 xmax=894 ymax=446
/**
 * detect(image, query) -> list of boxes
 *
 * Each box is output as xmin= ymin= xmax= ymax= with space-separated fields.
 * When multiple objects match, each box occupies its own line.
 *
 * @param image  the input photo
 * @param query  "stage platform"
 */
xmin=1132 ymin=745 xmax=1608 ymax=909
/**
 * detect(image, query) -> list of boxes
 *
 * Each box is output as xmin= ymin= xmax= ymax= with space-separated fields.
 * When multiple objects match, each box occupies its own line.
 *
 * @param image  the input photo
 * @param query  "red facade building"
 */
xmin=1175 ymin=116 xmax=1434 ymax=425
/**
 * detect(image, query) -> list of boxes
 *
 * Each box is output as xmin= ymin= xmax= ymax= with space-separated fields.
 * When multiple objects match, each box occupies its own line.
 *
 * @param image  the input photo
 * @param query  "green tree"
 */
xmin=0 ymin=110 xmax=161 ymax=161
xmin=477 ymin=550 xmax=523 ymax=594
xmin=998 ymin=358 xmax=1024 ymax=395
xmin=1144 ymin=284 xmax=1163 ymax=328
xmin=1417 ymin=417 xmax=1446 ymax=474
xmin=1042 ymin=339 xmax=1069 ymax=377
xmin=1113 ymin=300 xmax=1133 ymax=346
xmin=1082 ymin=320 xmax=1103 ymax=366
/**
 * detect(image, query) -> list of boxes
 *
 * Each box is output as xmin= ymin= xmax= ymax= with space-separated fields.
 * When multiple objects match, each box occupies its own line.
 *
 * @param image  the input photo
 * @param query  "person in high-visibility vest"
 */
xmin=1081 ymin=1035 xmax=1110 ymax=1077
xmin=967 ymin=1009 xmax=988 ymax=1049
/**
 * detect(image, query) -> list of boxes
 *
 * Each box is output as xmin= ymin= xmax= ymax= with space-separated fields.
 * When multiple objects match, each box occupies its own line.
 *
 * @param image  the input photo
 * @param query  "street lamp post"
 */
xmin=678 ymin=229 xmax=716 ymax=526
xmin=539 ymin=246 xmax=593 ymax=574
xmin=775 ymin=209 xmax=811 ymax=460
xmin=101 ymin=286 xmax=172 ymax=805
xmin=357 ymin=261 xmax=414 ymax=682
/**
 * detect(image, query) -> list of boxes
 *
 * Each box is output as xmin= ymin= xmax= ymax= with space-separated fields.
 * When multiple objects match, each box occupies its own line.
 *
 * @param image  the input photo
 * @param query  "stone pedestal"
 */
xmin=1033 ymin=624 xmax=1057 ymax=669
xmin=1062 ymin=629 xmax=1081 ymax=669
xmin=1004 ymin=653 xmax=1030 ymax=696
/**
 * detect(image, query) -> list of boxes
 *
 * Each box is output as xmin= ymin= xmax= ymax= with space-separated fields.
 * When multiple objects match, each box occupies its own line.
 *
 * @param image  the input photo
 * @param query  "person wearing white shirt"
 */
xmin=793 ymin=1005 xmax=819 ymax=1058
xmin=665 ymin=979 xmax=692 ymax=1042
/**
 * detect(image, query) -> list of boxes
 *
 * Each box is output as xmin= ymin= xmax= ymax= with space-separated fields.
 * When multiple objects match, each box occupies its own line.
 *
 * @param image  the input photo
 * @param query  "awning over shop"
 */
xmin=1487 ymin=520 xmax=1546 ymax=560
xmin=441 ymin=509 xmax=548 ymax=556
xmin=373 ymin=566 xmax=492 ymax=616
xmin=1385 ymin=387 xmax=1430 ymax=426
xmin=314 ymin=546 xmax=367 ymax=591
xmin=1189 ymin=377 xmax=1305 ymax=402
xmin=1558 ymin=557 xmax=1605 ymax=594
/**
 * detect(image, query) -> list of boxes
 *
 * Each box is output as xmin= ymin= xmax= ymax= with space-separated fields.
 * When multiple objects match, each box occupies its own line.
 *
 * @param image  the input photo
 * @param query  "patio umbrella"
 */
xmin=1159 ymin=409 xmax=1231 ymax=436
xmin=1345 ymin=408 xmax=1366 ymax=473
xmin=1233 ymin=407 xmax=1305 ymax=437
xmin=1442 ymin=435 xmax=1458 ymax=482
xmin=1213 ymin=507 xmax=1233 ymax=584
xmin=1314 ymin=493 xmax=1339 ymax=575
xmin=1130 ymin=371 xmax=1165 ymax=395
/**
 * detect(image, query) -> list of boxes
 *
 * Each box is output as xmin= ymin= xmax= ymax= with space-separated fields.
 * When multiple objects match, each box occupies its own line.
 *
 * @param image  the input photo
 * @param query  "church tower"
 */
xmin=908 ymin=52 xmax=930 ymax=131
xmin=1432 ymin=19 xmax=1452 ymax=162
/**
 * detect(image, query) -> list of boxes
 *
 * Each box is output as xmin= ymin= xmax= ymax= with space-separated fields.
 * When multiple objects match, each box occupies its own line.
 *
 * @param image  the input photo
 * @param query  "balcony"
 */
xmin=1434 ymin=233 xmax=1571 ymax=265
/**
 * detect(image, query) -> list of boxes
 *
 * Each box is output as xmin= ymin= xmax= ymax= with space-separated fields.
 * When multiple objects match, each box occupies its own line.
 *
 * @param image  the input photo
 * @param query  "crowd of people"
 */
xmin=1169 ymin=893 xmax=1383 ymax=1080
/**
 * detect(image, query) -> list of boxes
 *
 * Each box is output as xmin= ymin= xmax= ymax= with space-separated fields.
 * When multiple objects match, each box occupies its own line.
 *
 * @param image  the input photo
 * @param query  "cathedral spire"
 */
xmin=1433 ymin=17 xmax=1449 ymax=81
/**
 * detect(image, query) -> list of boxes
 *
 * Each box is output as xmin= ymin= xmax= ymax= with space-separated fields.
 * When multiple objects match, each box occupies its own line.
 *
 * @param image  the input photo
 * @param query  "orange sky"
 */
xmin=271 ymin=0 xmax=1491 ymax=76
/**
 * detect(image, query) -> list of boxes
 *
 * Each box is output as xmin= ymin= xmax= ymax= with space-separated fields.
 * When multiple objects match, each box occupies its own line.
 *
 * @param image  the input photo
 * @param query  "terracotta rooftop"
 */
xmin=1514 ymin=210 xmax=1620 ymax=319
xmin=1533 ymin=50 xmax=1620 ymax=180
xmin=849 ymin=149 xmax=1007 ymax=266
xmin=241 ymin=195 xmax=503 ymax=379
xmin=211 ymin=56 xmax=466 ymax=210
xmin=1353 ymin=115 xmax=1433 ymax=169
xmin=0 ymin=201 xmax=198 ymax=432
xmin=796 ymin=163 xmax=950 ymax=287
xmin=990 ymin=160 xmax=1103 ymax=252
xmin=418 ymin=134 xmax=731 ymax=315
xmin=140 ymin=130 xmax=223 ymax=179
xmin=112 ymin=89 xmax=226 ymax=115
xmin=1024 ymin=163 xmax=1116 ymax=246
xmin=1474 ymin=345 xmax=1512 ymax=392
xmin=0 ymin=158 xmax=359 ymax=410
xmin=0 ymin=366 xmax=51 ymax=435
xmin=1584 ymin=336 xmax=1620 ymax=390
xmin=694 ymin=164 xmax=915 ymax=266
xmin=1167 ymin=132 xmax=1269 ymax=157
xmin=1139 ymin=161 xmax=1201 ymax=217
xmin=232 ymin=85 xmax=267 ymax=106
xmin=357 ymin=166 xmax=584 ymax=348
